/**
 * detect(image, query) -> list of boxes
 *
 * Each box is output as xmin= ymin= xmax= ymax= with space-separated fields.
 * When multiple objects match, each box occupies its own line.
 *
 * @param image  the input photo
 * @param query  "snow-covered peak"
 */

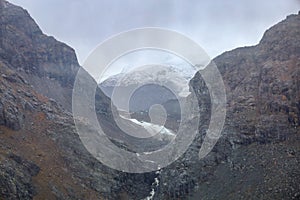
xmin=101 ymin=65 xmax=194 ymax=85
xmin=100 ymin=65 xmax=196 ymax=97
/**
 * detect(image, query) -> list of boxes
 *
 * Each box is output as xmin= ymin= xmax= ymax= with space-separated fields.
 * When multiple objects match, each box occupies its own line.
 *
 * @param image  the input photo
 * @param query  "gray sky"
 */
xmin=9 ymin=0 xmax=300 ymax=67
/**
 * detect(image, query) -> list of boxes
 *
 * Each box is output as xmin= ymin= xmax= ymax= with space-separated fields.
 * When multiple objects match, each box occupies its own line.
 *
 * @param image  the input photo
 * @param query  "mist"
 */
xmin=8 ymin=0 xmax=300 ymax=66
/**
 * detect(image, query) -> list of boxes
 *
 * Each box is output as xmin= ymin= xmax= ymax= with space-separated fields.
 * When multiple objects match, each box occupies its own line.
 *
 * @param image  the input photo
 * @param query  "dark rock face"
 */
xmin=212 ymin=13 xmax=300 ymax=143
xmin=0 ymin=71 xmax=26 ymax=130
xmin=0 ymin=52 xmax=135 ymax=199
xmin=0 ymin=0 xmax=79 ymax=111
xmin=0 ymin=102 xmax=24 ymax=130
xmin=0 ymin=154 xmax=40 ymax=200
xmin=153 ymin=13 xmax=300 ymax=199
xmin=0 ymin=1 xmax=153 ymax=199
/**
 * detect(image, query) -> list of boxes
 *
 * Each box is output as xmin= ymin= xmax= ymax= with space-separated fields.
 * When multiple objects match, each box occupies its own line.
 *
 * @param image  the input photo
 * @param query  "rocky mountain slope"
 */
xmin=153 ymin=12 xmax=300 ymax=200
xmin=0 ymin=1 xmax=154 ymax=199
xmin=0 ymin=0 xmax=299 ymax=199
xmin=184 ymin=11 xmax=300 ymax=199
xmin=0 ymin=0 xmax=79 ymax=111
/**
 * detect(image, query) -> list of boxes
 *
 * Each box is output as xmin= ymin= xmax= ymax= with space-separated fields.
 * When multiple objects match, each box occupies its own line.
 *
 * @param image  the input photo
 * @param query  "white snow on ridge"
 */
xmin=98 ymin=49 xmax=197 ymax=83
xmin=125 ymin=117 xmax=175 ymax=137
xmin=99 ymin=64 xmax=196 ymax=98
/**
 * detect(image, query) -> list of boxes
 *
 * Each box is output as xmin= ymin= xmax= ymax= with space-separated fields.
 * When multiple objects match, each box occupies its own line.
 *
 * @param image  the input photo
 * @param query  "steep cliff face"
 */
xmin=0 ymin=0 xmax=79 ymax=111
xmin=136 ymin=11 xmax=300 ymax=200
xmin=170 ymin=12 xmax=300 ymax=199
xmin=212 ymin=12 xmax=300 ymax=142
xmin=0 ymin=61 xmax=122 ymax=199
xmin=0 ymin=1 xmax=154 ymax=199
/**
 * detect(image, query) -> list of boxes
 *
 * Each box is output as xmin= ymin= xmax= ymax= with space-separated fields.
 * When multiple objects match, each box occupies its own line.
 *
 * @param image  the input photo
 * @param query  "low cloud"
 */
xmin=9 ymin=0 xmax=300 ymax=66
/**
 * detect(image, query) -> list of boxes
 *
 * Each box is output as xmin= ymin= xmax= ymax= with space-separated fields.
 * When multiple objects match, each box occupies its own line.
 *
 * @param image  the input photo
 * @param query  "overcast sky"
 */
xmin=8 ymin=0 xmax=300 ymax=68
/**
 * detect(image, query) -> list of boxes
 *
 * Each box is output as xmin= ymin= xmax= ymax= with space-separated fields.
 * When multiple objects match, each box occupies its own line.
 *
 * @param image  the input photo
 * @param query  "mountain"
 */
xmin=0 ymin=1 xmax=155 ymax=199
xmin=99 ymin=65 xmax=193 ymax=112
xmin=0 ymin=0 xmax=80 ymax=111
xmin=0 ymin=1 xmax=190 ymax=199
xmin=100 ymin=65 xmax=194 ymax=89
xmin=156 ymin=11 xmax=300 ymax=199
xmin=0 ymin=0 xmax=299 ymax=199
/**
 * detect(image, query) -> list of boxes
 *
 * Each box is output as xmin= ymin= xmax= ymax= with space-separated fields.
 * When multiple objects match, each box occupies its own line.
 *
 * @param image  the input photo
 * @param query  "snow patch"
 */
xmin=120 ymin=115 xmax=175 ymax=137
xmin=99 ymin=65 xmax=195 ymax=98
xmin=128 ymin=118 xmax=175 ymax=137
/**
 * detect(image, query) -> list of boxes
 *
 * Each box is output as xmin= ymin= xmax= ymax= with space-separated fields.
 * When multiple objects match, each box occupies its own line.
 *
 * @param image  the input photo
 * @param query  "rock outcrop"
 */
xmin=154 ymin=12 xmax=300 ymax=199
xmin=0 ymin=1 xmax=153 ymax=199
xmin=0 ymin=0 xmax=79 ymax=111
